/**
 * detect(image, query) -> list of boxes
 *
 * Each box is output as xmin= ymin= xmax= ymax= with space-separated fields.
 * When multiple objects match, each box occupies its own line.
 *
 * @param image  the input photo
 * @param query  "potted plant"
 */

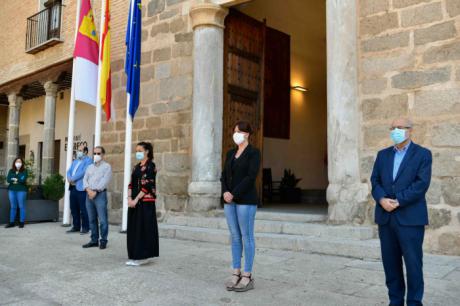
xmin=24 ymin=173 xmax=64 ymax=223
xmin=0 ymin=173 xmax=8 ymax=224
xmin=42 ymin=173 xmax=65 ymax=201
xmin=279 ymin=169 xmax=302 ymax=203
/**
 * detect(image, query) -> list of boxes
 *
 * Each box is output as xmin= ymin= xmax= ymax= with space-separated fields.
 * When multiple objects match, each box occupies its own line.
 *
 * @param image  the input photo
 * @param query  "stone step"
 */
xmin=256 ymin=211 xmax=328 ymax=223
xmin=164 ymin=215 xmax=377 ymax=240
xmin=159 ymin=224 xmax=381 ymax=260
xmin=212 ymin=209 xmax=328 ymax=223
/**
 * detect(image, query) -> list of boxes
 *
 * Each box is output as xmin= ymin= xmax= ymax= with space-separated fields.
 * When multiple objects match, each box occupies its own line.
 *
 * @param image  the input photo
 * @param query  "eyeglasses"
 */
xmin=93 ymin=152 xmax=102 ymax=155
xmin=389 ymin=126 xmax=412 ymax=131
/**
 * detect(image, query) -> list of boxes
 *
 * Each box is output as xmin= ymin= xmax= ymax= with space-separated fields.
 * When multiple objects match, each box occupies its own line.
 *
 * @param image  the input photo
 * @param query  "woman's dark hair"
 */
xmin=137 ymin=142 xmax=154 ymax=160
xmin=11 ymin=157 xmax=25 ymax=172
xmin=234 ymin=121 xmax=253 ymax=134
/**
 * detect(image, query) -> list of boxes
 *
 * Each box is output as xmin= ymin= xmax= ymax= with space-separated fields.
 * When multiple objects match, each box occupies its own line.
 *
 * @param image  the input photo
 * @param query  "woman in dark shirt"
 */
xmin=5 ymin=157 xmax=28 ymax=228
xmin=126 ymin=142 xmax=159 ymax=266
xmin=221 ymin=121 xmax=261 ymax=292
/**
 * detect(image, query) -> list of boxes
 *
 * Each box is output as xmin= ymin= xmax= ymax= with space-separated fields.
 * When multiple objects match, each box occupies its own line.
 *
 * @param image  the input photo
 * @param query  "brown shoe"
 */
xmin=233 ymin=274 xmax=254 ymax=292
xmin=225 ymin=273 xmax=241 ymax=291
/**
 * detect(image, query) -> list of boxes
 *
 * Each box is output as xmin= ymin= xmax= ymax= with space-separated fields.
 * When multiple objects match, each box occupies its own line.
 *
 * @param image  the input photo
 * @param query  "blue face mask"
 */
xmin=390 ymin=128 xmax=407 ymax=145
xmin=135 ymin=152 xmax=145 ymax=161
xmin=76 ymin=151 xmax=84 ymax=159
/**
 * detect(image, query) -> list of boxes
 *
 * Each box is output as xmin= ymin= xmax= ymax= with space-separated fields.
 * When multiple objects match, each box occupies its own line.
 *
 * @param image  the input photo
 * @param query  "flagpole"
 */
xmin=121 ymin=95 xmax=132 ymax=232
xmin=94 ymin=0 xmax=106 ymax=146
xmin=63 ymin=0 xmax=82 ymax=226
xmin=121 ymin=0 xmax=135 ymax=233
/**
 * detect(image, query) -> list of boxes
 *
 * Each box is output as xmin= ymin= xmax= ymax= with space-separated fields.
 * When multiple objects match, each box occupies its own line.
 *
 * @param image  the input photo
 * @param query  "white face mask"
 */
xmin=93 ymin=155 xmax=102 ymax=163
xmin=15 ymin=163 xmax=22 ymax=169
xmin=233 ymin=132 xmax=246 ymax=145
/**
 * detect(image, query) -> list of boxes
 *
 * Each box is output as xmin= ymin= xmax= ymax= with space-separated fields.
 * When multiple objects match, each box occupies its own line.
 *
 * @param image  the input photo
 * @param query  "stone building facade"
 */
xmin=358 ymin=0 xmax=460 ymax=254
xmin=0 ymin=0 xmax=459 ymax=255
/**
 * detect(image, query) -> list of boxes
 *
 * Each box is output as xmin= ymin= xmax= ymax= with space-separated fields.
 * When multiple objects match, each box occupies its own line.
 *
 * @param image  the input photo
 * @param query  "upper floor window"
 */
xmin=26 ymin=0 xmax=63 ymax=53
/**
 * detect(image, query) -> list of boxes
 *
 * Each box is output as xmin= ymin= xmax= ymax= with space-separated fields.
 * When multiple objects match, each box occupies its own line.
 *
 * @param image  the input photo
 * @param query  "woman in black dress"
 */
xmin=126 ymin=142 xmax=159 ymax=266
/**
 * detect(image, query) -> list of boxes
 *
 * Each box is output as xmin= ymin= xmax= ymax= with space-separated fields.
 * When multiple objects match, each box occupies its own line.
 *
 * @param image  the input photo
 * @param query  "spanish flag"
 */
xmin=100 ymin=0 xmax=112 ymax=121
xmin=73 ymin=0 xmax=99 ymax=106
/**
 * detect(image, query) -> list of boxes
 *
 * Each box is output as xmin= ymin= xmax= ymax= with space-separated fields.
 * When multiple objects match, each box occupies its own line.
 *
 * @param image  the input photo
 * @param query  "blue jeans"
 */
xmin=224 ymin=203 xmax=257 ymax=273
xmin=86 ymin=191 xmax=108 ymax=244
xmin=70 ymin=187 xmax=89 ymax=231
xmin=9 ymin=190 xmax=27 ymax=223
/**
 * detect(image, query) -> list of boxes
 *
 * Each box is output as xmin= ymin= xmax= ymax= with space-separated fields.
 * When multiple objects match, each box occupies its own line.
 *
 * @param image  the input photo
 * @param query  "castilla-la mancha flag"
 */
xmin=73 ymin=0 xmax=99 ymax=106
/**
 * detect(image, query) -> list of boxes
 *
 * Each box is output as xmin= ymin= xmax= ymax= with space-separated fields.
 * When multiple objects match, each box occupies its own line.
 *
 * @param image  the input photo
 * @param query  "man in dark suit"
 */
xmin=371 ymin=118 xmax=432 ymax=306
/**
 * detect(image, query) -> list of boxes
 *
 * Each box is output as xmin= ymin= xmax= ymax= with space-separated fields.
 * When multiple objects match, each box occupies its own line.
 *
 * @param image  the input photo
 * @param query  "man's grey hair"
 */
xmin=393 ymin=117 xmax=413 ymax=128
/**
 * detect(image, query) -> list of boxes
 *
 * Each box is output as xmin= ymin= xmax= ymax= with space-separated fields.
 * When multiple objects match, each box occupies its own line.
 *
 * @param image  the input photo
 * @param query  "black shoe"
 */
xmin=99 ymin=242 xmax=107 ymax=249
xmin=66 ymin=228 xmax=80 ymax=233
xmin=19 ymin=222 xmax=24 ymax=228
xmin=4 ymin=223 xmax=15 ymax=228
xmin=82 ymin=241 xmax=99 ymax=248
xmin=80 ymin=229 xmax=89 ymax=235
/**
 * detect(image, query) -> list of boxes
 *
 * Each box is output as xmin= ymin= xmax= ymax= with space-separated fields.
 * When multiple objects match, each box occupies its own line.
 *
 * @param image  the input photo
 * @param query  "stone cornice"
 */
xmin=190 ymin=3 xmax=228 ymax=30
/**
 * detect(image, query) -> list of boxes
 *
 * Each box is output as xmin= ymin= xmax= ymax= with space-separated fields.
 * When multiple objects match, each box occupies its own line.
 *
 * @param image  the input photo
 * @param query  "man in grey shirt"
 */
xmin=82 ymin=146 xmax=112 ymax=249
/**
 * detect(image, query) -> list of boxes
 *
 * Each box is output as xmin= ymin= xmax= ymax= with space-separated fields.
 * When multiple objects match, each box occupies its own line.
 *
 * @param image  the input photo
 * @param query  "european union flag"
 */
xmin=125 ymin=0 xmax=142 ymax=119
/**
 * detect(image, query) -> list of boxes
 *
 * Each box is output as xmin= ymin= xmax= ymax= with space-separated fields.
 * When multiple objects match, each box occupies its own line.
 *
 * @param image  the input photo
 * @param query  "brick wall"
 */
xmin=359 ymin=0 xmax=460 ymax=255
xmin=0 ymin=0 xmax=128 ymax=86
xmin=103 ymin=0 xmax=193 ymax=221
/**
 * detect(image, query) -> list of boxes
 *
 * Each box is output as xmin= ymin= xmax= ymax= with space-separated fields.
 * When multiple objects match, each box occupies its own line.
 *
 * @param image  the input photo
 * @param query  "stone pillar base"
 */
xmin=327 ymin=182 xmax=370 ymax=224
xmin=188 ymin=181 xmax=221 ymax=212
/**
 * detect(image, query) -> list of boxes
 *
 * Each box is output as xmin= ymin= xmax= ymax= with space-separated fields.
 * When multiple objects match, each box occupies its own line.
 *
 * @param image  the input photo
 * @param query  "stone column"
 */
xmin=326 ymin=0 xmax=369 ymax=224
xmin=6 ymin=93 xmax=23 ymax=168
xmin=187 ymin=3 xmax=228 ymax=211
xmin=42 ymin=81 xmax=59 ymax=179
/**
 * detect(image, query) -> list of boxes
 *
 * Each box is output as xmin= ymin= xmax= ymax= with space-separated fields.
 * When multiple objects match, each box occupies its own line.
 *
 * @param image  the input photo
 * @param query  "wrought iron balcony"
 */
xmin=25 ymin=2 xmax=63 ymax=54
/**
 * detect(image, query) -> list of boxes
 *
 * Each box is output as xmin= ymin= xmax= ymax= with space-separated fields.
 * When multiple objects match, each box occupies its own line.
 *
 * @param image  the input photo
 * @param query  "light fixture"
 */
xmin=291 ymin=86 xmax=309 ymax=92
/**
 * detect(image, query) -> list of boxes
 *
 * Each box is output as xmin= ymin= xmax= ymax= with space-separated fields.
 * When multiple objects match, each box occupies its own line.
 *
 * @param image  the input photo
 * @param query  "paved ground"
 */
xmin=0 ymin=223 xmax=459 ymax=306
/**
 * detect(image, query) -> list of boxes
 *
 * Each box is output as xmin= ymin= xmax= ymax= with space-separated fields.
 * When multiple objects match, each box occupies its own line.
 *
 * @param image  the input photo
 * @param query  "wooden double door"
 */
xmin=223 ymin=9 xmax=291 ymax=202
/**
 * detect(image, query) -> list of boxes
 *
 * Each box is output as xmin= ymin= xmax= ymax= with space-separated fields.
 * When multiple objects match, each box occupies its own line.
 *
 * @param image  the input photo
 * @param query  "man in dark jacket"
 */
xmin=371 ymin=117 xmax=432 ymax=306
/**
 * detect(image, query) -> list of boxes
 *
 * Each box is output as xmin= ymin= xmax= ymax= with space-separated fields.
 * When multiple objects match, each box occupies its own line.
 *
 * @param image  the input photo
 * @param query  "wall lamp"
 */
xmin=291 ymin=86 xmax=309 ymax=92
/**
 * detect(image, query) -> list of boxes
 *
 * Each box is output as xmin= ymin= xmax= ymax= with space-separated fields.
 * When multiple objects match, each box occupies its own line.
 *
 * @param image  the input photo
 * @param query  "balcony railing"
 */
xmin=25 ymin=3 xmax=63 ymax=54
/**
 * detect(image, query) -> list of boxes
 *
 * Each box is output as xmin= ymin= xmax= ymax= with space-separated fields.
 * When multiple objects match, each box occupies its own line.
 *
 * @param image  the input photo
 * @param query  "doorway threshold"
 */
xmin=259 ymin=202 xmax=328 ymax=215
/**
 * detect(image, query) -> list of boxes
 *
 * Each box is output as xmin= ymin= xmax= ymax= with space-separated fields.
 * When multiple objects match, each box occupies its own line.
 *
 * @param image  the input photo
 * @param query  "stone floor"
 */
xmin=0 ymin=223 xmax=459 ymax=306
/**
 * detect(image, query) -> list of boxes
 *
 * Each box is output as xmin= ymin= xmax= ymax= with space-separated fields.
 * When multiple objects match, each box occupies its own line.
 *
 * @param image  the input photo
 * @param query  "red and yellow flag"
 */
xmin=100 ymin=0 xmax=112 ymax=121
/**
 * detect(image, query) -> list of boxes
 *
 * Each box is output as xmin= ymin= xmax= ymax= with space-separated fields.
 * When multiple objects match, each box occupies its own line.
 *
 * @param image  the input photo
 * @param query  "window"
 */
xmin=26 ymin=0 xmax=63 ymax=53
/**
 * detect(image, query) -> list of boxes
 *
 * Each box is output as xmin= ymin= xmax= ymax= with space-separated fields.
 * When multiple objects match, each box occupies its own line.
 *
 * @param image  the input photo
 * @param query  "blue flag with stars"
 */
xmin=125 ymin=0 xmax=142 ymax=119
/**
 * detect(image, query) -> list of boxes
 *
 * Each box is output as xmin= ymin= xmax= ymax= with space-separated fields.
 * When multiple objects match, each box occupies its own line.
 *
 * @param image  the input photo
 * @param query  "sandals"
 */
xmin=225 ymin=273 xmax=241 ymax=291
xmin=233 ymin=274 xmax=255 ymax=292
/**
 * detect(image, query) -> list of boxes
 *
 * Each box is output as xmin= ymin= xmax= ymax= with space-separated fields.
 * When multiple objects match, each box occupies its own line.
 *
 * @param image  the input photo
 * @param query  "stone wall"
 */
xmin=359 ymin=0 xmax=460 ymax=255
xmin=103 ymin=0 xmax=194 ymax=222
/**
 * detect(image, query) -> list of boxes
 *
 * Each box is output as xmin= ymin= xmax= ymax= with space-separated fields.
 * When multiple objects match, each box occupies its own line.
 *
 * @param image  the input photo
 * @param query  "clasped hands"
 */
xmin=86 ymin=189 xmax=97 ymax=200
xmin=380 ymin=198 xmax=400 ymax=212
xmin=223 ymin=192 xmax=234 ymax=204
xmin=128 ymin=197 xmax=139 ymax=208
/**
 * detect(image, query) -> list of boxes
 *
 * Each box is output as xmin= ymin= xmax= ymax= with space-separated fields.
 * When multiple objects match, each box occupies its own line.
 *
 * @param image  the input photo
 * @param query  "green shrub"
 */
xmin=43 ymin=173 xmax=65 ymax=201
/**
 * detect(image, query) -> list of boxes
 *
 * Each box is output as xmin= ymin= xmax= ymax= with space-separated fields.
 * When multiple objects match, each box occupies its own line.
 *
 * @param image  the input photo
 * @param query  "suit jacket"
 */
xmin=221 ymin=144 xmax=261 ymax=205
xmin=67 ymin=156 xmax=92 ymax=191
xmin=371 ymin=142 xmax=432 ymax=226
